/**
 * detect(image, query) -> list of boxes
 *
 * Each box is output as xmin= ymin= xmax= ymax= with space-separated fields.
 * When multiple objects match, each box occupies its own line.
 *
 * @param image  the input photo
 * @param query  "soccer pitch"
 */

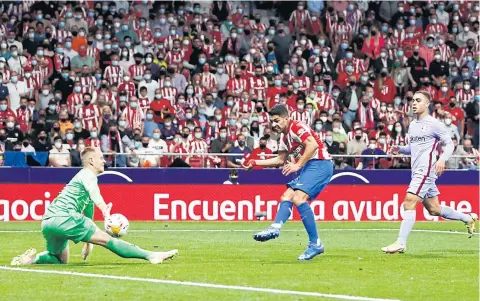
xmin=0 ymin=221 xmax=478 ymax=301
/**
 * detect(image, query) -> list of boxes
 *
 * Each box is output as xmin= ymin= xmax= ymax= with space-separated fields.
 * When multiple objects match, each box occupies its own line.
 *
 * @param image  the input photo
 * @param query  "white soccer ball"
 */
xmin=105 ymin=213 xmax=130 ymax=238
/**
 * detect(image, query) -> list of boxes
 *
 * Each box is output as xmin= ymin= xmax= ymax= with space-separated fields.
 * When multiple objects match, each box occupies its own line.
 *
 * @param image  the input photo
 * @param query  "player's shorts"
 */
xmin=41 ymin=212 xmax=97 ymax=255
xmin=406 ymin=174 xmax=440 ymax=200
xmin=287 ymin=159 xmax=334 ymax=200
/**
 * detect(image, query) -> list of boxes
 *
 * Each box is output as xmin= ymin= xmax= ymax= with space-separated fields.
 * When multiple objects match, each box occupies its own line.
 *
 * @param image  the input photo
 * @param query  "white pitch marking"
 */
xmin=0 ymin=266 xmax=402 ymax=301
xmin=0 ymin=229 xmax=477 ymax=235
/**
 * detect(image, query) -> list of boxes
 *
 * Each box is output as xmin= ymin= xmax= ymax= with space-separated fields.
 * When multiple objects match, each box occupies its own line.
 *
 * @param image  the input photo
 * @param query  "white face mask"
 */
xmin=194 ymin=132 xmax=202 ymax=139
xmin=55 ymin=142 xmax=62 ymax=149
xmin=444 ymin=118 xmax=452 ymax=125
xmin=368 ymin=143 xmax=376 ymax=149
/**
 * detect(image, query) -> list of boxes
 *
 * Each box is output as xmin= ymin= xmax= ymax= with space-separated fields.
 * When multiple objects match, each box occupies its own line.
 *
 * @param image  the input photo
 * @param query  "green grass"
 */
xmin=0 ymin=222 xmax=478 ymax=301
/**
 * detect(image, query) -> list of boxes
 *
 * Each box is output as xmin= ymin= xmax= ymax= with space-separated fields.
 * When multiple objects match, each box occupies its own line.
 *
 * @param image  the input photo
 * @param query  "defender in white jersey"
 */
xmin=11 ymin=147 xmax=178 ymax=265
xmin=382 ymin=91 xmax=478 ymax=254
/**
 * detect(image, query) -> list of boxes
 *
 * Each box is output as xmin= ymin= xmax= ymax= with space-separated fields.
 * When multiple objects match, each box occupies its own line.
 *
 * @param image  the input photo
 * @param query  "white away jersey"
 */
xmin=279 ymin=120 xmax=331 ymax=162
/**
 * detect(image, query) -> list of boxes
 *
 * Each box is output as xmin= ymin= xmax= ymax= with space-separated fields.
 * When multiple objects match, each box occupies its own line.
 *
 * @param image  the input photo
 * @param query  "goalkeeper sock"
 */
xmin=271 ymin=200 xmax=293 ymax=229
xmin=440 ymin=206 xmax=473 ymax=223
xmin=296 ymin=202 xmax=320 ymax=245
xmin=106 ymin=238 xmax=152 ymax=260
xmin=397 ymin=210 xmax=416 ymax=245
xmin=32 ymin=251 xmax=61 ymax=264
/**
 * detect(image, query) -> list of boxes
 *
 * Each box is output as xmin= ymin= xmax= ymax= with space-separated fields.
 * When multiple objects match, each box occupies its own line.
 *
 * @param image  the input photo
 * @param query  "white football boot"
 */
xmin=148 ymin=249 xmax=179 ymax=264
xmin=466 ymin=213 xmax=478 ymax=237
xmin=381 ymin=242 xmax=406 ymax=254
xmin=11 ymin=248 xmax=36 ymax=265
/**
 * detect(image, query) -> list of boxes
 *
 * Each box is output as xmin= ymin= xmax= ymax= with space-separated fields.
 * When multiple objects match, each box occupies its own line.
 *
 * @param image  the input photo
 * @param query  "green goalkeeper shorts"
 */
xmin=41 ymin=212 xmax=97 ymax=255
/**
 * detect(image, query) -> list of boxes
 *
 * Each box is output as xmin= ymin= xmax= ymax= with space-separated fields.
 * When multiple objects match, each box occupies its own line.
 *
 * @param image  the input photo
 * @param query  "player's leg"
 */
xmin=382 ymin=192 xmax=420 ymax=253
xmin=424 ymin=187 xmax=478 ymax=235
xmin=253 ymin=188 xmax=295 ymax=242
xmin=87 ymin=227 xmax=178 ymax=264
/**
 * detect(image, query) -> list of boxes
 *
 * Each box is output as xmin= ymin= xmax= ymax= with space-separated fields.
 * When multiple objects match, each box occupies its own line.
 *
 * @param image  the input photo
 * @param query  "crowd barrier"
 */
xmin=0 ymin=169 xmax=478 ymax=222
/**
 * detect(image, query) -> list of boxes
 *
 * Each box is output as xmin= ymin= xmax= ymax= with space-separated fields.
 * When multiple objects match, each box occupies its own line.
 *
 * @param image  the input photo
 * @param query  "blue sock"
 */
xmin=272 ymin=201 xmax=293 ymax=228
xmin=296 ymin=202 xmax=320 ymax=245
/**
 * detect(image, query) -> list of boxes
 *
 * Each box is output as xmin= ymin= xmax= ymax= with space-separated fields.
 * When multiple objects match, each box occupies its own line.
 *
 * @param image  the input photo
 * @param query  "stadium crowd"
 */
xmin=0 ymin=0 xmax=478 ymax=169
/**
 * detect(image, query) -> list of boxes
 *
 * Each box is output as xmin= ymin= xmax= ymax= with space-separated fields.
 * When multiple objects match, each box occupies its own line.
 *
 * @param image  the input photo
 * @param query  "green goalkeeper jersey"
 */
xmin=43 ymin=168 xmax=105 ymax=219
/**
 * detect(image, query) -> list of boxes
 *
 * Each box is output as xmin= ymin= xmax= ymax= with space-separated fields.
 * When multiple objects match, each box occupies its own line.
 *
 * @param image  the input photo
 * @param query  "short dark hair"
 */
xmin=269 ymin=105 xmax=289 ymax=117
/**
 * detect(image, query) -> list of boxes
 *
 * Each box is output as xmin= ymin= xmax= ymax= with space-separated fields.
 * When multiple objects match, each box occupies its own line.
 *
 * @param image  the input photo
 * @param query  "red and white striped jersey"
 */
xmin=332 ymin=22 xmax=352 ymax=42
xmin=390 ymin=134 xmax=409 ymax=146
xmin=246 ymin=62 xmax=266 ymax=76
xmin=347 ymin=131 xmax=369 ymax=144
xmin=290 ymin=110 xmax=313 ymax=126
xmin=224 ymin=63 xmax=237 ymax=78
xmin=24 ymin=76 xmax=40 ymax=98
xmin=221 ymin=106 xmax=239 ymax=119
xmin=293 ymin=75 xmax=311 ymax=92
xmin=15 ymin=107 xmax=30 ymax=132
xmin=393 ymin=29 xmax=406 ymax=45
xmin=118 ymin=81 xmax=136 ymax=98
xmin=436 ymin=44 xmax=452 ymax=62
xmin=456 ymin=89 xmax=475 ymax=108
xmin=336 ymin=58 xmax=365 ymax=74
xmin=138 ymin=97 xmax=151 ymax=113
xmin=79 ymin=76 xmax=97 ymax=94
xmin=227 ymin=77 xmax=249 ymax=94
xmin=193 ymin=85 xmax=206 ymax=97
xmin=53 ymin=29 xmax=71 ymax=43
xmin=204 ymin=122 xmax=220 ymax=144
xmin=76 ymin=104 xmax=101 ymax=131
xmin=425 ymin=23 xmax=447 ymax=35
xmin=68 ymin=93 xmax=84 ymax=114
xmin=160 ymin=86 xmax=178 ymax=104
xmin=343 ymin=9 xmax=363 ymax=34
xmin=163 ymin=35 xmax=179 ymax=51
xmin=186 ymin=96 xmax=202 ymax=109
xmin=122 ymin=107 xmax=144 ymax=130
xmin=189 ymin=139 xmax=209 ymax=154
xmin=279 ymin=119 xmax=332 ymax=161
xmin=315 ymin=93 xmax=336 ymax=111
xmin=289 ymin=9 xmax=311 ymax=31
xmin=104 ymin=66 xmax=125 ymax=85
xmin=293 ymin=39 xmax=314 ymax=50
xmin=248 ymin=76 xmax=268 ymax=101
xmin=0 ymin=69 xmax=11 ymax=82
xmin=236 ymin=100 xmax=255 ymax=114
xmin=251 ymin=23 xmax=267 ymax=33
xmin=129 ymin=64 xmax=147 ymax=79
xmin=86 ymin=46 xmax=100 ymax=61
xmin=165 ymin=51 xmax=183 ymax=65
xmin=201 ymin=72 xmax=218 ymax=90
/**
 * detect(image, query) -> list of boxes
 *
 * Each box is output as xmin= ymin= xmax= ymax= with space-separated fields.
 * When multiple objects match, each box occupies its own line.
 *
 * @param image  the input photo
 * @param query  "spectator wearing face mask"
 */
xmin=70 ymin=138 xmax=85 ymax=167
xmin=447 ymin=137 xmax=468 ymax=169
xmin=223 ymin=169 xmax=240 ymax=184
xmin=49 ymin=136 xmax=71 ymax=167
xmin=347 ymin=128 xmax=367 ymax=155
xmin=357 ymin=137 xmax=386 ymax=169
xmin=32 ymin=130 xmax=49 ymax=152
xmin=324 ymin=130 xmax=340 ymax=155
xmin=227 ymin=134 xmax=251 ymax=168
xmin=461 ymin=138 xmax=479 ymax=169
xmin=442 ymin=112 xmax=462 ymax=144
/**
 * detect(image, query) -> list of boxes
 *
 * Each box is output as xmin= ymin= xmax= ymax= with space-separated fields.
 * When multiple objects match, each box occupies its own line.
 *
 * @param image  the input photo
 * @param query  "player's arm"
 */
xmin=435 ymin=121 xmax=454 ymax=175
xmin=252 ymin=151 xmax=288 ymax=168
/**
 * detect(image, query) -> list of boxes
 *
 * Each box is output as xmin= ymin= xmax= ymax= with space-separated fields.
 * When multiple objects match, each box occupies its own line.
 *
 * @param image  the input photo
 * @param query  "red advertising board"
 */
xmin=0 ymin=184 xmax=477 ymax=222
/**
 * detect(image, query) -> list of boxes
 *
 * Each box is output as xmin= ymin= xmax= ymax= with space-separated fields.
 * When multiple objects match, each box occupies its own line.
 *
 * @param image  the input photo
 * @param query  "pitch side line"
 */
xmin=0 ymin=229 xmax=477 ymax=235
xmin=0 ymin=266 xmax=402 ymax=301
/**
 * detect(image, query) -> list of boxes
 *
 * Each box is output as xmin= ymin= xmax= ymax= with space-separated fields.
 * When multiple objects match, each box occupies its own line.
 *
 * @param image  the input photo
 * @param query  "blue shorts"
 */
xmin=287 ymin=160 xmax=334 ymax=200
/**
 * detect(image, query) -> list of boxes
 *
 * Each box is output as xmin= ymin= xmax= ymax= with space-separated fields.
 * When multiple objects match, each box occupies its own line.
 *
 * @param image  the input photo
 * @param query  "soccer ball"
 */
xmin=105 ymin=213 xmax=129 ymax=238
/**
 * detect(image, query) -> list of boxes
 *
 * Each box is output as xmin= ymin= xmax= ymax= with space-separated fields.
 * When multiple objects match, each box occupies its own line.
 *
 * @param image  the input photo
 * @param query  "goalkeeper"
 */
xmin=11 ymin=147 xmax=178 ymax=265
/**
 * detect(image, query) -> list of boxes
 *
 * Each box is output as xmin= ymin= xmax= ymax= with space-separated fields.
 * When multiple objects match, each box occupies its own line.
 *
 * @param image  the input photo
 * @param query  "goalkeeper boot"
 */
xmin=148 ymin=249 xmax=179 ymax=264
xmin=11 ymin=248 xmax=36 ymax=265
xmin=298 ymin=241 xmax=324 ymax=261
xmin=381 ymin=242 xmax=406 ymax=254
xmin=253 ymin=226 xmax=280 ymax=242
xmin=466 ymin=213 xmax=478 ymax=237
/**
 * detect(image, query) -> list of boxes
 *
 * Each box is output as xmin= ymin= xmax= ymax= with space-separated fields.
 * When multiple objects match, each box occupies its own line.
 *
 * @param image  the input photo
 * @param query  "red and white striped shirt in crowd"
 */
xmin=425 ymin=23 xmax=447 ymax=35
xmin=163 ymin=35 xmax=179 ymax=51
xmin=193 ymin=85 xmax=206 ymax=97
xmin=337 ymin=58 xmax=366 ymax=74
xmin=248 ymin=76 xmax=268 ymax=101
xmin=246 ymin=62 xmax=266 ymax=76
xmin=222 ymin=105 xmax=239 ymax=119
xmin=393 ymin=28 xmax=406 ymax=45
xmin=203 ymin=44 xmax=214 ymax=56
xmin=104 ymin=65 xmax=125 ymax=85
xmin=68 ymin=93 xmax=84 ymax=114
xmin=86 ymin=46 xmax=100 ymax=61
xmin=0 ymin=69 xmax=11 ymax=82
xmin=332 ymin=22 xmax=352 ymax=42
xmin=325 ymin=13 xmax=337 ymax=33
xmin=160 ymin=86 xmax=178 ymax=105
xmin=384 ymin=111 xmax=399 ymax=123
xmin=226 ymin=125 xmax=240 ymax=139
xmin=189 ymin=139 xmax=209 ymax=155
xmin=383 ymin=35 xmax=397 ymax=51
xmin=251 ymin=22 xmax=267 ymax=34
xmin=122 ymin=106 xmax=144 ymax=130
xmin=236 ymin=100 xmax=255 ymax=114
xmin=86 ymin=138 xmax=101 ymax=151
xmin=378 ymin=142 xmax=390 ymax=153
xmin=128 ymin=64 xmax=147 ymax=80
xmin=118 ymin=81 xmax=136 ymax=98
xmin=138 ymin=97 xmax=151 ymax=113
xmin=53 ymin=29 xmax=71 ymax=43
xmin=290 ymin=110 xmax=313 ymax=126
xmin=97 ymin=89 xmax=115 ymax=105
xmin=403 ymin=102 xmax=412 ymax=115
xmin=289 ymin=9 xmax=311 ymax=32
xmin=178 ymin=119 xmax=201 ymax=130
xmin=315 ymin=93 xmax=336 ymax=111
xmin=418 ymin=85 xmax=437 ymax=102
xmin=204 ymin=122 xmax=220 ymax=144
xmin=79 ymin=76 xmax=97 ymax=94
xmin=224 ymin=63 xmax=237 ymax=78
xmin=15 ymin=107 xmax=30 ymax=133
xmin=53 ymin=54 xmax=70 ymax=72
xmin=293 ymin=39 xmax=314 ymax=51
xmin=23 ymin=76 xmax=40 ymax=98
xmin=227 ymin=77 xmax=249 ymax=94
xmin=294 ymin=75 xmax=311 ymax=92
xmin=137 ymin=29 xmax=154 ymax=45
xmin=201 ymin=72 xmax=218 ymax=90
xmin=186 ymin=96 xmax=202 ymax=109
xmin=436 ymin=44 xmax=452 ymax=62
xmin=371 ymin=97 xmax=381 ymax=111
xmin=390 ymin=134 xmax=409 ymax=146
xmin=257 ymin=111 xmax=269 ymax=125
xmin=344 ymin=8 xmax=363 ymax=34
xmin=280 ymin=119 xmax=331 ymax=161
xmin=7 ymin=3 xmax=23 ymax=16
xmin=250 ymin=37 xmax=268 ymax=53
xmin=76 ymin=104 xmax=101 ymax=131
xmin=165 ymin=51 xmax=183 ymax=65
xmin=456 ymin=89 xmax=475 ymax=108
xmin=347 ymin=131 xmax=369 ymax=144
